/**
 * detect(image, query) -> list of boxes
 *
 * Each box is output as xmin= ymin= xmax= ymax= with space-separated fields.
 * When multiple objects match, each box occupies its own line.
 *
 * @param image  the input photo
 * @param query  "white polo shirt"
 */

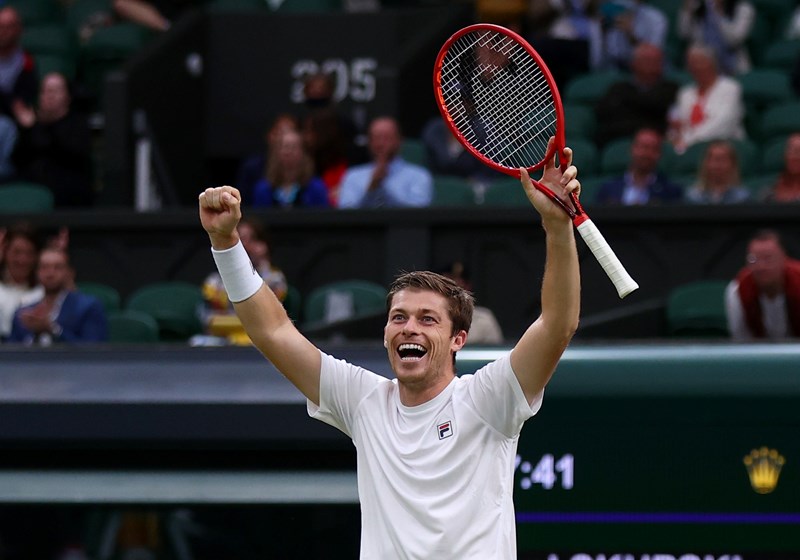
xmin=308 ymin=351 xmax=542 ymax=559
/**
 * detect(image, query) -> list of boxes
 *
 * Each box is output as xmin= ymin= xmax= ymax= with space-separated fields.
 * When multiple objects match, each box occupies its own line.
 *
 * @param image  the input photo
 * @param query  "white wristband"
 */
xmin=211 ymin=241 xmax=264 ymax=303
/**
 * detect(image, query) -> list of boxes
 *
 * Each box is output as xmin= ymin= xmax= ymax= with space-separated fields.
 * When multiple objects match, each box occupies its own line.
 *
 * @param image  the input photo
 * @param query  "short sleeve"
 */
xmin=463 ymin=354 xmax=543 ymax=438
xmin=307 ymin=350 xmax=387 ymax=437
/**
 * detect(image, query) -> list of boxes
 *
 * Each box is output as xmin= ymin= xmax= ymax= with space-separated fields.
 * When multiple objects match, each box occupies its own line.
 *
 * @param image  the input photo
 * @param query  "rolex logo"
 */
xmin=743 ymin=447 xmax=785 ymax=494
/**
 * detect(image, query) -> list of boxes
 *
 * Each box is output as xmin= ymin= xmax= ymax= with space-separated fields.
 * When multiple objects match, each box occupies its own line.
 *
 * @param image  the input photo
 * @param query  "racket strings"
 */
xmin=439 ymin=30 xmax=558 ymax=170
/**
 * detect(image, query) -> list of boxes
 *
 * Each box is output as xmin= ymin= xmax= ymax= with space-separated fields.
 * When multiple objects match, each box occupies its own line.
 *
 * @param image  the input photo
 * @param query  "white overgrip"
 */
xmin=576 ymin=219 xmax=639 ymax=298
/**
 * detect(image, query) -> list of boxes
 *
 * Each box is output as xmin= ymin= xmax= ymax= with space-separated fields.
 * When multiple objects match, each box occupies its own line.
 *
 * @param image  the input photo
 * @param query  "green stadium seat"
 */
xmin=400 ymin=138 xmax=427 ymax=168
xmin=0 ymin=182 xmax=54 ymax=213
xmin=66 ymin=0 xmax=113 ymax=38
xmin=432 ymin=175 xmax=476 ymax=207
xmin=8 ymin=0 xmax=62 ymax=24
xmin=599 ymin=137 xmax=632 ymax=176
xmin=107 ymin=310 xmax=160 ymax=343
xmin=22 ymin=24 xmax=76 ymax=58
xmin=745 ymin=15 xmax=774 ymax=66
xmin=302 ymin=280 xmax=386 ymax=328
xmin=566 ymin=137 xmax=598 ymax=175
xmin=738 ymin=69 xmax=794 ymax=113
xmin=671 ymin=139 xmax=760 ymax=178
xmin=758 ymin=102 xmax=800 ymax=143
xmin=761 ymin=136 xmax=788 ymax=174
xmin=564 ymin=70 xmax=623 ymax=107
xmin=80 ymin=22 xmax=149 ymax=97
xmin=564 ymin=104 xmax=596 ymax=140
xmin=666 ymin=280 xmax=730 ymax=338
xmin=482 ymin=176 xmax=529 ymax=207
xmin=760 ymin=40 xmax=800 ymax=72
xmin=77 ymin=282 xmax=122 ymax=313
xmin=34 ymin=53 xmax=77 ymax=81
xmin=126 ymin=281 xmax=204 ymax=341
xmin=283 ymin=284 xmax=302 ymax=323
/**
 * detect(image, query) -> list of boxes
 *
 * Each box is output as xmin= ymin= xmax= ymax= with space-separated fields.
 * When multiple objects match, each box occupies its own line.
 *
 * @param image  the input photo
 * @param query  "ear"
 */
xmin=451 ymin=330 xmax=468 ymax=352
xmin=383 ymin=339 xmax=388 ymax=348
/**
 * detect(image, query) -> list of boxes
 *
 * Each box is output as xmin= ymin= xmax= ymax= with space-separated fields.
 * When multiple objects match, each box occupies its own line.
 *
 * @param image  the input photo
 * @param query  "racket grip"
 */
xmin=576 ymin=220 xmax=639 ymax=299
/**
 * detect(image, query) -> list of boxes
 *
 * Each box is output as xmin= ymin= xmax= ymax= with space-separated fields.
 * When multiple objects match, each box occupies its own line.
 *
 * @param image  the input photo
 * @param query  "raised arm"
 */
xmin=510 ymin=144 xmax=581 ymax=403
xmin=199 ymin=186 xmax=322 ymax=404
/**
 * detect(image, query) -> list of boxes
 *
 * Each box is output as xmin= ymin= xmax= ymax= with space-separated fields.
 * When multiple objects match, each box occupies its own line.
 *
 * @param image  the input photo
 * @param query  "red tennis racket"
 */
xmin=433 ymin=23 xmax=639 ymax=298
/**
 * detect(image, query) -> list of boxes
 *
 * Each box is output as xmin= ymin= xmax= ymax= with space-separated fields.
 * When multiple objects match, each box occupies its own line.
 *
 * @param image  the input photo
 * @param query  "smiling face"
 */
xmin=384 ymin=288 xmax=467 ymax=405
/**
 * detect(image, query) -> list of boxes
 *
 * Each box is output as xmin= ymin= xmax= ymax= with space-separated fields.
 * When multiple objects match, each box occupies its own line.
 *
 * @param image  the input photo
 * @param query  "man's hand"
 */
xmin=199 ymin=186 xmax=242 ymax=250
xmin=520 ymin=138 xmax=581 ymax=228
xmin=11 ymin=99 xmax=35 ymax=129
xmin=19 ymin=305 xmax=52 ymax=334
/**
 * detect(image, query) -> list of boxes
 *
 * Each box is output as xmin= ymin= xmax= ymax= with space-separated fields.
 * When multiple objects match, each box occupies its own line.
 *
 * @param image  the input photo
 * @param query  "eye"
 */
xmin=421 ymin=316 xmax=436 ymax=324
xmin=391 ymin=314 xmax=405 ymax=322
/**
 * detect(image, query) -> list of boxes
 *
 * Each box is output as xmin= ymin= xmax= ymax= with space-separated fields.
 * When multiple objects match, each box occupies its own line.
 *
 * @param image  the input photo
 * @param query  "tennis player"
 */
xmin=198 ymin=141 xmax=581 ymax=559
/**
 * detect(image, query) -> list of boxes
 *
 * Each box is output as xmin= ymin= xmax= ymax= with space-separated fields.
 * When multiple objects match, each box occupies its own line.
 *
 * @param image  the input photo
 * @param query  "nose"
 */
xmin=401 ymin=317 xmax=420 ymax=335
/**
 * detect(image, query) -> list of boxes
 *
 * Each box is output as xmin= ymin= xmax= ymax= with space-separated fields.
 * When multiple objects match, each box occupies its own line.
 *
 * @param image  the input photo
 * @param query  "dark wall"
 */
xmin=103 ymin=6 xmax=472 ymax=205
xmin=4 ymin=204 xmax=798 ymax=340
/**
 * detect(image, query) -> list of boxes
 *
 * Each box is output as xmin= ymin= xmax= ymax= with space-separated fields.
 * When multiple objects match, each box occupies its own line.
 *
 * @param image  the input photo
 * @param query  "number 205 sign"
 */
xmin=290 ymin=58 xmax=378 ymax=104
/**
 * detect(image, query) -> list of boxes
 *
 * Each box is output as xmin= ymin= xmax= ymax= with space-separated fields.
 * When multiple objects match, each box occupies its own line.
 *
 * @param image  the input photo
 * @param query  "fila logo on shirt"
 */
xmin=437 ymin=420 xmax=453 ymax=440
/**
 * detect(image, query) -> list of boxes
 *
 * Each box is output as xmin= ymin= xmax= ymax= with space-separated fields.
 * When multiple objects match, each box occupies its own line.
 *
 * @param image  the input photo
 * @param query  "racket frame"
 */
xmin=433 ymin=23 xmax=585 ymax=224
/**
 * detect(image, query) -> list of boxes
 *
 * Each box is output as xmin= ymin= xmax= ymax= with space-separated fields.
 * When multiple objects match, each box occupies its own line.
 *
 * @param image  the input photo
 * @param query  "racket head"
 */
xmin=433 ymin=23 xmax=567 ymax=179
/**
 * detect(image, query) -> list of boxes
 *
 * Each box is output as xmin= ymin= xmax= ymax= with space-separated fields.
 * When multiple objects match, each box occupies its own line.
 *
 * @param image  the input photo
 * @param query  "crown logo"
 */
xmin=743 ymin=447 xmax=785 ymax=494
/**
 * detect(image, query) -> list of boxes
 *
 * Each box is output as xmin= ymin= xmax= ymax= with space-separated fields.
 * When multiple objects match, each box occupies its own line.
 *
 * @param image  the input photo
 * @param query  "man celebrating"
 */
xmin=198 ymin=140 xmax=581 ymax=558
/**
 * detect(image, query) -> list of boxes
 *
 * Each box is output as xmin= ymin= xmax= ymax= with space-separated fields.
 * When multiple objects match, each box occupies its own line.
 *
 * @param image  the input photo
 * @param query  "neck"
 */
xmin=397 ymin=369 xmax=454 ymax=407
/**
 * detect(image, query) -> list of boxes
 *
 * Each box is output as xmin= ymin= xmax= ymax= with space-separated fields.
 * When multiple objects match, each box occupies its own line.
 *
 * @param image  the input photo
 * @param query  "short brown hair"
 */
xmin=387 ymin=270 xmax=474 ymax=336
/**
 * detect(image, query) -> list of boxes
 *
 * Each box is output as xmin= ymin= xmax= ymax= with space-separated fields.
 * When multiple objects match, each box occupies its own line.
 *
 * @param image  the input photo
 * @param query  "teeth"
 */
xmin=398 ymin=343 xmax=425 ymax=352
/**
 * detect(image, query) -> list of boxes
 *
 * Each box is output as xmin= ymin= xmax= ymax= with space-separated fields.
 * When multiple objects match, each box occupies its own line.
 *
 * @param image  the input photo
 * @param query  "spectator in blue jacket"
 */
xmin=338 ymin=116 xmax=432 ymax=208
xmin=596 ymin=128 xmax=684 ymax=205
xmin=8 ymin=247 xmax=107 ymax=344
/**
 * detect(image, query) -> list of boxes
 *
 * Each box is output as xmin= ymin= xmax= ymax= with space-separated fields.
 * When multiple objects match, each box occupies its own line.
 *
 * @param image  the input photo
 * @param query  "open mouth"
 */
xmin=397 ymin=343 xmax=427 ymax=362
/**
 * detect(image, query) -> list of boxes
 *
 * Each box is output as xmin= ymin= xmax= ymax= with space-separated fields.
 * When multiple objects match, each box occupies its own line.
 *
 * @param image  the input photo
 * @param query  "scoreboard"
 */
xmin=455 ymin=346 xmax=800 ymax=558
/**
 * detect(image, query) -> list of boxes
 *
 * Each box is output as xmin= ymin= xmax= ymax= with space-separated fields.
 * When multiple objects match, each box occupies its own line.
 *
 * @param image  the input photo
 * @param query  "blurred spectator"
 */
xmin=439 ymin=261 xmax=503 ymax=345
xmin=595 ymin=128 xmax=684 ymax=205
xmin=302 ymin=107 xmax=350 ymax=206
xmin=12 ymin=72 xmax=94 ymax=207
xmin=301 ymin=71 xmax=367 ymax=166
xmin=420 ymin=115 xmax=492 ymax=180
xmin=199 ymin=217 xmax=287 ymax=345
xmin=114 ymin=0 xmax=198 ymax=32
xmin=526 ymin=0 xmax=603 ymax=89
xmin=236 ymin=113 xmax=299 ymax=201
xmin=725 ymin=229 xmax=800 ymax=341
xmin=684 ymin=140 xmax=750 ymax=203
xmin=8 ymin=247 xmax=108 ymax=345
xmin=601 ymin=0 xmax=668 ymax=71
xmin=787 ymin=5 xmax=800 ymax=39
xmin=677 ymin=0 xmax=755 ymax=75
xmin=338 ymin=116 xmax=433 ymax=208
xmin=249 ymin=129 xmax=329 ymax=208
xmin=0 ymin=6 xmax=37 ymax=124
xmin=667 ymin=43 xmax=745 ymax=154
xmin=759 ymin=133 xmax=800 ymax=203
xmin=594 ymin=43 xmax=678 ymax=147
xmin=0 ymin=224 xmax=43 ymax=340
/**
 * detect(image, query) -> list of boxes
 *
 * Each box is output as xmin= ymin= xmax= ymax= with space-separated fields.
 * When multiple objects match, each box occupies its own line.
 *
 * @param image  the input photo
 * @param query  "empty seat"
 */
xmin=758 ymin=102 xmax=800 ymax=143
xmin=107 ymin=310 xmax=160 ymax=343
xmin=666 ymin=280 xmax=730 ymax=338
xmin=0 ymin=182 xmax=54 ymax=213
xmin=303 ymin=280 xmax=386 ymax=328
xmin=432 ymin=175 xmax=476 ymax=207
xmin=8 ymin=0 xmax=62 ymax=24
xmin=77 ymin=281 xmax=121 ymax=313
xmin=126 ymin=281 xmax=204 ymax=341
